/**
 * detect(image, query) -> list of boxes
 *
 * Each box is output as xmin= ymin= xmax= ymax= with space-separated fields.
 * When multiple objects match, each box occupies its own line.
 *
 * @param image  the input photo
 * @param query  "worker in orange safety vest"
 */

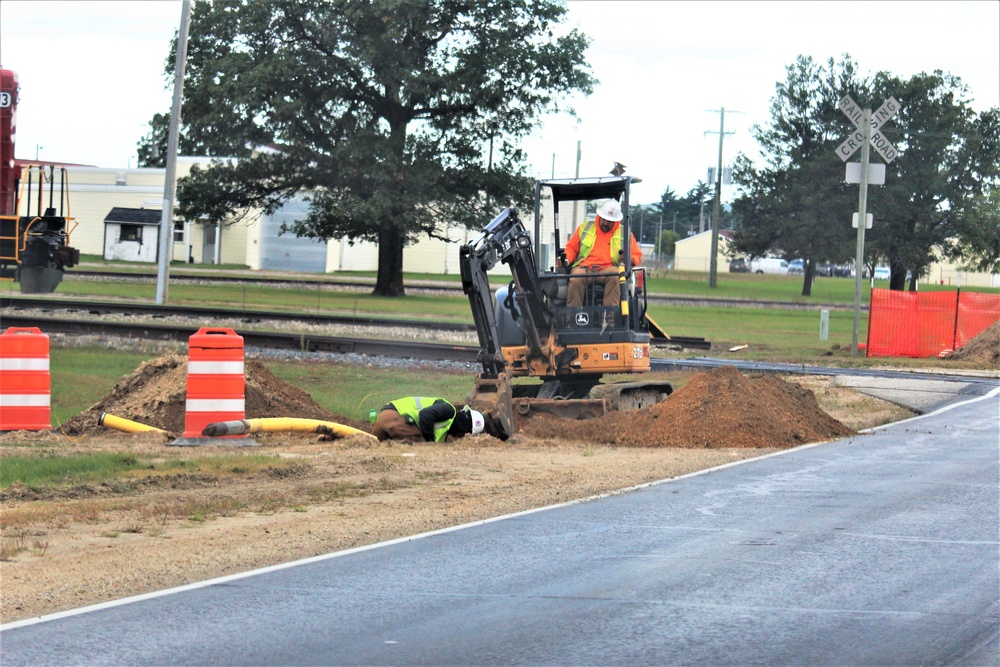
xmin=561 ymin=198 xmax=643 ymax=308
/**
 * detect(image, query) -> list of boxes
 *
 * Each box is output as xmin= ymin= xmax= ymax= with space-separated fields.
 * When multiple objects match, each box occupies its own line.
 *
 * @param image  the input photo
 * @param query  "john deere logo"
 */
xmin=575 ymin=312 xmax=590 ymax=326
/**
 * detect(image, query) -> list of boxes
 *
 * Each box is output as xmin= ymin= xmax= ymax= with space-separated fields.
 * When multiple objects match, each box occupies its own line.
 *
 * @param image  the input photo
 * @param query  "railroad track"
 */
xmin=3 ymin=312 xmax=995 ymax=387
xmin=1 ymin=296 xmax=474 ymax=332
xmin=61 ymin=269 xmax=858 ymax=311
xmin=1 ymin=296 xmax=712 ymax=350
xmin=0 ymin=314 xmax=482 ymax=363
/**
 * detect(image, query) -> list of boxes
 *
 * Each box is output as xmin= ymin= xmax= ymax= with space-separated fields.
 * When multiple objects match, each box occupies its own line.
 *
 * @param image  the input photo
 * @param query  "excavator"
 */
xmin=460 ymin=174 xmax=675 ymax=440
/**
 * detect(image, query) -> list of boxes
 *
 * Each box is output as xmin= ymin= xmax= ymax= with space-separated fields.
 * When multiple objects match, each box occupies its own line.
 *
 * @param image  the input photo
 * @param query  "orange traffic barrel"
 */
xmin=175 ymin=328 xmax=249 ymax=443
xmin=0 ymin=327 xmax=52 ymax=431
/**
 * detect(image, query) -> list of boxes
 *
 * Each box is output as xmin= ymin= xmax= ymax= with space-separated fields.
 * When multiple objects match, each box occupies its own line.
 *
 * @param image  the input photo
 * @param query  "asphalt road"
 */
xmin=1 ymin=389 xmax=998 ymax=666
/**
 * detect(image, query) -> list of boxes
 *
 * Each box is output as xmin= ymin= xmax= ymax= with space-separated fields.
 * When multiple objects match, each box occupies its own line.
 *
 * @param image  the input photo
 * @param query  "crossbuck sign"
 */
xmin=835 ymin=94 xmax=902 ymax=357
xmin=836 ymin=95 xmax=900 ymax=163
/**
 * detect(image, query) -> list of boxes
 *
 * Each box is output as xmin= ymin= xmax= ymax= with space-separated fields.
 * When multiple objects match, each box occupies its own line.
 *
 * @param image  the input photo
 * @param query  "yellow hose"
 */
xmin=99 ymin=413 xmax=171 ymax=436
xmin=201 ymin=417 xmax=376 ymax=440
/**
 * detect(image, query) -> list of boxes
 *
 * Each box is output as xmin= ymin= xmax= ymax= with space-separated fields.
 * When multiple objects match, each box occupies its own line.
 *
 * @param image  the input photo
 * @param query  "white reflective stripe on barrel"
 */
xmin=0 ymin=358 xmax=50 ymax=371
xmin=187 ymin=361 xmax=245 ymax=375
xmin=186 ymin=399 xmax=246 ymax=412
xmin=0 ymin=394 xmax=51 ymax=406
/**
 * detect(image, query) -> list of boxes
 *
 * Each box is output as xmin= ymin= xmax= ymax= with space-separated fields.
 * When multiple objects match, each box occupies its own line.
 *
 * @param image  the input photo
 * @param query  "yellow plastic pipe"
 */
xmin=201 ymin=417 xmax=376 ymax=440
xmin=99 ymin=413 xmax=171 ymax=436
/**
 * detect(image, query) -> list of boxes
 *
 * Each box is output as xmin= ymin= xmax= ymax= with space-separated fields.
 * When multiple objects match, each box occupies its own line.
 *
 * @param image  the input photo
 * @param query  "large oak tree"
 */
xmin=153 ymin=0 xmax=594 ymax=296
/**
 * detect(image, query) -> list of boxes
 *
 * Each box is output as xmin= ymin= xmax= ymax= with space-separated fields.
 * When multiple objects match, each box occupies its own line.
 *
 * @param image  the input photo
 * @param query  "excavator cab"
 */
xmin=460 ymin=174 xmax=672 ymax=438
xmin=533 ymin=176 xmax=650 ymax=341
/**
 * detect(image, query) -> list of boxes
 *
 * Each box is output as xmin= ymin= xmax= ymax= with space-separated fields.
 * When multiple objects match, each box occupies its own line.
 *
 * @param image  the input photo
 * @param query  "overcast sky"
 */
xmin=1 ymin=0 xmax=997 ymax=205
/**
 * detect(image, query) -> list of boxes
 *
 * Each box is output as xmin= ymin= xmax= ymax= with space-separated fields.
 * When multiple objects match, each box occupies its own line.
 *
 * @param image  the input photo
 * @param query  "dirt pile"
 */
xmin=62 ymin=354 xmax=367 ymax=436
xmin=516 ymin=366 xmax=853 ymax=448
xmin=59 ymin=356 xmax=849 ymax=449
xmin=951 ymin=320 xmax=1000 ymax=368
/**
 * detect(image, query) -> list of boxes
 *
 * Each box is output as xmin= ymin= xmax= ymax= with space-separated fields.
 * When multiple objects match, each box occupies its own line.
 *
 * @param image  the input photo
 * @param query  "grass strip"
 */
xmin=0 ymin=452 xmax=294 ymax=489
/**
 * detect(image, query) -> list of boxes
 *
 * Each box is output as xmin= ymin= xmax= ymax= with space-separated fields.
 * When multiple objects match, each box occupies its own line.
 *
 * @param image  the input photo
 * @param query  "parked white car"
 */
xmin=873 ymin=266 xmax=890 ymax=280
xmin=750 ymin=258 xmax=789 ymax=274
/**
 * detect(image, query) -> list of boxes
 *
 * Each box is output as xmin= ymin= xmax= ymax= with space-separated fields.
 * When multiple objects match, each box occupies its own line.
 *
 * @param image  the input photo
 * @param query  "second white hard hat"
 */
xmin=596 ymin=199 xmax=623 ymax=222
xmin=469 ymin=409 xmax=485 ymax=435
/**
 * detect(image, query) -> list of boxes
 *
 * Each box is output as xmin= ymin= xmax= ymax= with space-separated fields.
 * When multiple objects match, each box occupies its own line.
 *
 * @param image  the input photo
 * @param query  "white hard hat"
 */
xmin=596 ymin=199 xmax=623 ymax=222
xmin=469 ymin=409 xmax=485 ymax=435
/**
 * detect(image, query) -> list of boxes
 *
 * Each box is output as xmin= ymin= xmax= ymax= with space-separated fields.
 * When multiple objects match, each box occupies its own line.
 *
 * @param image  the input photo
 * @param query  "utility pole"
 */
xmin=570 ymin=140 xmax=581 ymax=228
xmin=156 ymin=0 xmax=192 ymax=305
xmin=656 ymin=213 xmax=663 ymax=261
xmin=704 ymin=108 xmax=737 ymax=288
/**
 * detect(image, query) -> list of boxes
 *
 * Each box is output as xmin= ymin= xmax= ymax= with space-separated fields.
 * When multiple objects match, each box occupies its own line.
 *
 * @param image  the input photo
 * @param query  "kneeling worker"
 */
xmin=372 ymin=396 xmax=486 ymax=442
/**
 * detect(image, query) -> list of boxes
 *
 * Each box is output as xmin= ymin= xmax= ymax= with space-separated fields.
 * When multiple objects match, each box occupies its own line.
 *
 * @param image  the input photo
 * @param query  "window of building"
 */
xmin=120 ymin=224 xmax=142 ymax=242
xmin=173 ymin=220 xmax=185 ymax=243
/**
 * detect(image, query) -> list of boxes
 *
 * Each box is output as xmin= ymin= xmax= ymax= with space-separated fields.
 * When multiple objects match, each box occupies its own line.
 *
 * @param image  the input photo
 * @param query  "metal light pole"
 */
xmin=156 ymin=0 xmax=192 ymax=305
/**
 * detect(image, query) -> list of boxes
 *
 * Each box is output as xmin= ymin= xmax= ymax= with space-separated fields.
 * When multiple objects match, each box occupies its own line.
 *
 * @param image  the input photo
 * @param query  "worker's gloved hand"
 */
xmin=557 ymin=251 xmax=567 ymax=267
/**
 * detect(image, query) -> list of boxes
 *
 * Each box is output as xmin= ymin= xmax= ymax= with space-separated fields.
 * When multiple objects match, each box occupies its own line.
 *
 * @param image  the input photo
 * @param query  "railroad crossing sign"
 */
xmin=836 ymin=95 xmax=900 ymax=163
xmin=836 ymin=95 xmax=903 ymax=357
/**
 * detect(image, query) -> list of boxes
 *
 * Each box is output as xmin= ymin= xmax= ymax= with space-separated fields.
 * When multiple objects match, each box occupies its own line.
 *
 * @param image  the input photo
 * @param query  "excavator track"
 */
xmin=501 ymin=379 xmax=673 ymax=421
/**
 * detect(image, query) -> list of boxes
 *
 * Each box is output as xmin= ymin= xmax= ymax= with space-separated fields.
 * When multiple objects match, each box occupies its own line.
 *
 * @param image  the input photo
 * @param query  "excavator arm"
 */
xmin=460 ymin=207 xmax=558 ymax=378
xmin=459 ymin=207 xmax=561 ymax=439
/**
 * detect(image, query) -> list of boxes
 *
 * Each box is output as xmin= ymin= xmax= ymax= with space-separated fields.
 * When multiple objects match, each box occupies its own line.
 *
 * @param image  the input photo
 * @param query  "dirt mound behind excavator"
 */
xmin=515 ymin=365 xmax=853 ymax=448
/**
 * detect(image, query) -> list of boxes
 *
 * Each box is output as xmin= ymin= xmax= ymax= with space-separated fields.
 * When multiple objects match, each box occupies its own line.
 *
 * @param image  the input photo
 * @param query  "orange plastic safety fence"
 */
xmin=867 ymin=288 xmax=1000 ymax=358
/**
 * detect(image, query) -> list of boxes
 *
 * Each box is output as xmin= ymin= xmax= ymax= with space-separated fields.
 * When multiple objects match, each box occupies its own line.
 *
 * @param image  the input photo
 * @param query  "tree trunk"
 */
xmin=372 ymin=122 xmax=409 ymax=298
xmin=888 ymin=260 xmax=908 ymax=291
xmin=374 ymin=224 xmax=406 ymax=297
xmin=800 ymin=260 xmax=814 ymax=297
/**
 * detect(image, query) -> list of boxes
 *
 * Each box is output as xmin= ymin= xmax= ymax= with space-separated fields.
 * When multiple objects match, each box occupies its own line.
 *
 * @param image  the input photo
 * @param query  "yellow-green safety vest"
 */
xmin=571 ymin=220 xmax=623 ymax=268
xmin=388 ymin=396 xmax=456 ymax=442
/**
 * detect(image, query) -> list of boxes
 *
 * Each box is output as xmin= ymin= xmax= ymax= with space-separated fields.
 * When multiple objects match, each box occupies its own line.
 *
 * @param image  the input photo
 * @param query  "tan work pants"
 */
xmin=371 ymin=408 xmax=423 ymax=442
xmin=567 ymin=266 xmax=621 ymax=308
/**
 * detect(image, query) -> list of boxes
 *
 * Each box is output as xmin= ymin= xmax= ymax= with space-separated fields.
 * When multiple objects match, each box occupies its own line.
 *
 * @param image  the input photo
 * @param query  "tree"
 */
xmin=136 ymin=111 xmax=250 ymax=168
xmin=866 ymin=74 xmax=1000 ymax=290
xmin=158 ymin=0 xmax=593 ymax=296
xmin=628 ymin=203 xmax=659 ymax=245
xmin=730 ymin=55 xmax=864 ymax=296
xmin=682 ymin=181 xmax=713 ymax=236
xmin=947 ymin=187 xmax=1000 ymax=274
xmin=658 ymin=229 xmax=680 ymax=258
